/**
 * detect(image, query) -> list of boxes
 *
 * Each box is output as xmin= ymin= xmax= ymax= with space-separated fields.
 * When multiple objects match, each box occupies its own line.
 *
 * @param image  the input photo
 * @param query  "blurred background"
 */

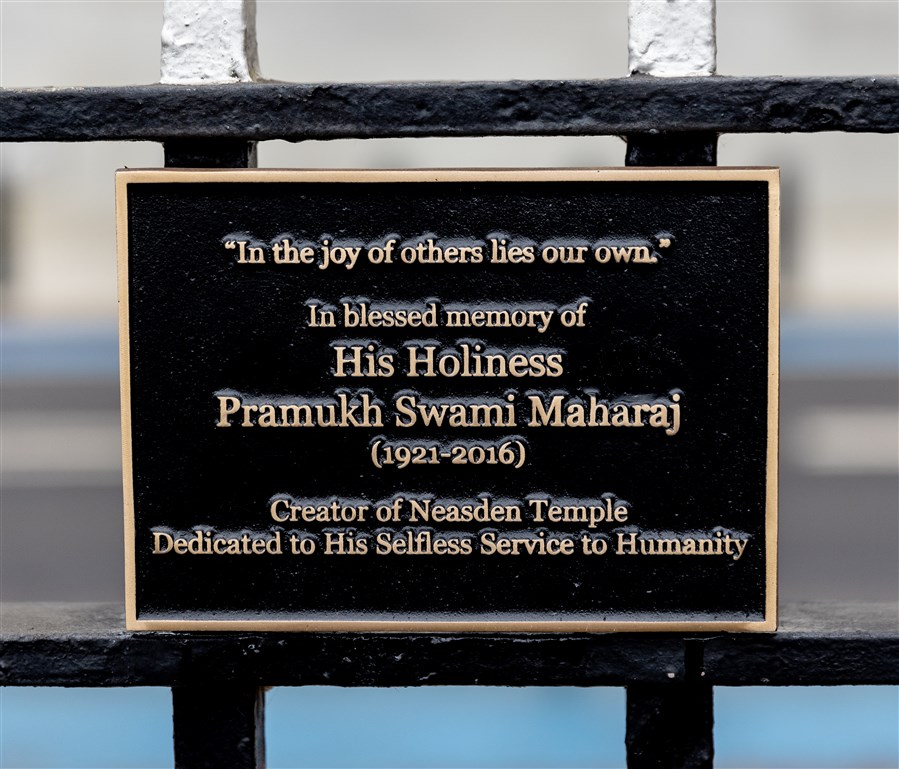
xmin=1 ymin=1 xmax=897 ymax=767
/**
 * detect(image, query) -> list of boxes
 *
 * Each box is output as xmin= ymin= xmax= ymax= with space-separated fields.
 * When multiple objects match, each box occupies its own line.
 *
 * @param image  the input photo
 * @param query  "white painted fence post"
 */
xmin=161 ymin=0 xmax=259 ymax=84
xmin=629 ymin=0 xmax=716 ymax=77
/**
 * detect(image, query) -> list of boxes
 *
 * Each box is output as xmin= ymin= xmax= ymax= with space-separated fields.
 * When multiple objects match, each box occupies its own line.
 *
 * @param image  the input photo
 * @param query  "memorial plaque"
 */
xmin=117 ymin=168 xmax=779 ymax=631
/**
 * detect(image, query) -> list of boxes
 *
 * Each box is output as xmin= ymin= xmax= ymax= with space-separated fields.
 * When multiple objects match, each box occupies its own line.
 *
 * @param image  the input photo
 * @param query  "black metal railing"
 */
xmin=1 ymin=74 xmax=898 ymax=768
xmin=2 ymin=602 xmax=898 ymax=767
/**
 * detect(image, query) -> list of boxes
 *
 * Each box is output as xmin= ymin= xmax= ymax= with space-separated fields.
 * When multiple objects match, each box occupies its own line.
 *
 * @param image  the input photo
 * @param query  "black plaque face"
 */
xmin=117 ymin=169 xmax=779 ymax=631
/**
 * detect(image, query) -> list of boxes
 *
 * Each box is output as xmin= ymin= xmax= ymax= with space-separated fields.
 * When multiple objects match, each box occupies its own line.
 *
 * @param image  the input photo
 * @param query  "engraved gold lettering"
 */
xmin=307 ymin=302 xmax=337 ymax=328
xmin=527 ymin=392 xmax=682 ymax=434
xmin=399 ymin=239 xmax=483 ymax=265
xmin=393 ymin=393 xmax=517 ymax=428
xmin=489 ymin=238 xmax=535 ymax=264
xmin=541 ymin=244 xmax=588 ymax=264
xmin=217 ymin=396 xmax=241 ymax=427
xmin=404 ymin=343 xmax=563 ymax=379
xmin=324 ymin=531 xmax=369 ymax=555
xmin=593 ymin=244 xmax=655 ymax=265
xmin=343 ymin=301 xmax=440 ymax=329
xmin=479 ymin=531 xmax=576 ymax=556
xmin=320 ymin=240 xmax=361 ymax=271
xmin=215 ymin=392 xmax=384 ymax=428
xmin=616 ymin=530 xmax=749 ymax=560
xmin=408 ymin=497 xmax=522 ymax=524
xmin=273 ymin=239 xmax=315 ymax=264
xmin=528 ymin=497 xmax=628 ymax=529
xmin=445 ymin=306 xmax=554 ymax=334
xmin=270 ymin=497 xmax=369 ymax=523
xmin=152 ymin=529 xmax=282 ymax=555
xmin=333 ymin=344 xmax=396 ymax=377
xmin=375 ymin=530 xmax=475 ymax=556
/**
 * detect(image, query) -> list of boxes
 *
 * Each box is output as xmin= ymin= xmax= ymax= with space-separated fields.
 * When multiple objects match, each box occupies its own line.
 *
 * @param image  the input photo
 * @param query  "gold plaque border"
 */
xmin=116 ymin=167 xmax=780 ymax=633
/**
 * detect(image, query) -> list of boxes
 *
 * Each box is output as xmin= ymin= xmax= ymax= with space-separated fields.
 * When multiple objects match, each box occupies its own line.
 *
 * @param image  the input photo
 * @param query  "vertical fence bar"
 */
xmin=172 ymin=685 xmax=266 ymax=769
xmin=160 ymin=4 xmax=263 ymax=762
xmin=624 ymin=0 xmax=719 ymax=759
xmin=161 ymin=0 xmax=259 ymax=167
xmin=626 ymin=683 xmax=714 ymax=769
xmin=625 ymin=132 xmax=717 ymax=167
xmin=164 ymin=138 xmax=258 ymax=168
xmin=626 ymin=0 xmax=718 ymax=165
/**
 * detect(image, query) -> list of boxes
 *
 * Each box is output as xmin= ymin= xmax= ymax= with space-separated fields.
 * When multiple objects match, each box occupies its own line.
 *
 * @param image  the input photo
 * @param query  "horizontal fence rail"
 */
xmin=2 ymin=602 xmax=897 ymax=688
xmin=2 ymin=77 xmax=898 ymax=142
